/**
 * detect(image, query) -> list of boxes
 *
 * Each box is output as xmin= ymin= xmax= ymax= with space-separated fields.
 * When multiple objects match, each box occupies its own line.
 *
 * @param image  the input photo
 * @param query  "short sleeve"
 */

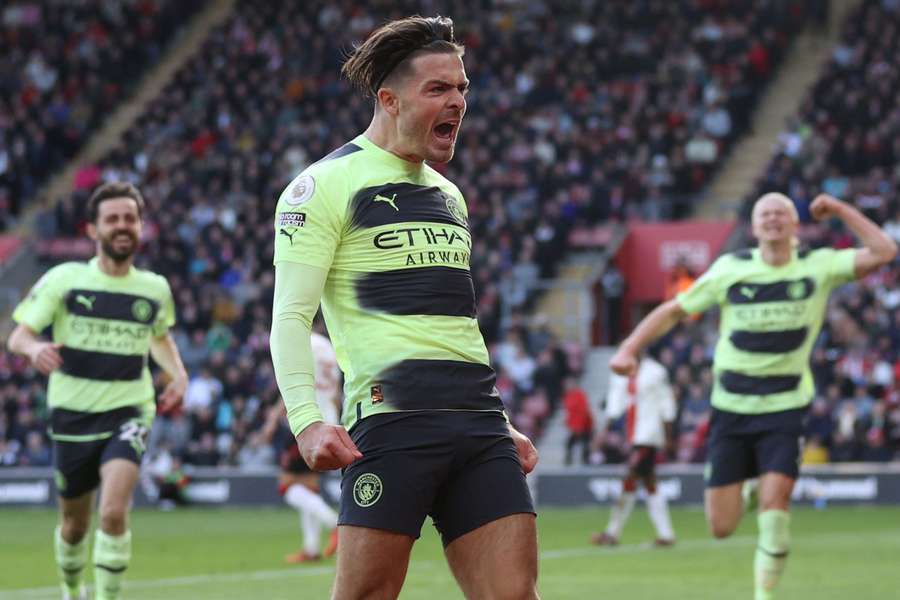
xmin=817 ymin=247 xmax=856 ymax=289
xmin=12 ymin=266 xmax=65 ymax=332
xmin=676 ymin=256 xmax=728 ymax=315
xmin=273 ymin=169 xmax=346 ymax=269
xmin=152 ymin=277 xmax=176 ymax=337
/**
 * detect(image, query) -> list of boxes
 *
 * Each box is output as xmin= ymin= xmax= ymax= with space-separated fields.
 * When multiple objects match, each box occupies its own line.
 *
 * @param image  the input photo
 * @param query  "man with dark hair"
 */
xmin=271 ymin=15 xmax=540 ymax=599
xmin=609 ymin=192 xmax=897 ymax=600
xmin=8 ymin=181 xmax=187 ymax=600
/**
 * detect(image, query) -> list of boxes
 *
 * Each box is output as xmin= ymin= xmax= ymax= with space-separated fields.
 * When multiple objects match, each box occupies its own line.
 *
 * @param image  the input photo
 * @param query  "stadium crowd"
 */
xmin=590 ymin=0 xmax=900 ymax=468
xmin=3 ymin=0 xmax=857 ymax=468
xmin=0 ymin=0 xmax=202 ymax=228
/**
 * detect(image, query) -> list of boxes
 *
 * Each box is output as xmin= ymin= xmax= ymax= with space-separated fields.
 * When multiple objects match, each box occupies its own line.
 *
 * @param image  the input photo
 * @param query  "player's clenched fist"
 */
xmin=509 ymin=425 xmax=539 ymax=474
xmin=609 ymin=347 xmax=638 ymax=377
xmin=296 ymin=421 xmax=363 ymax=471
xmin=28 ymin=342 xmax=63 ymax=375
xmin=809 ymin=193 xmax=845 ymax=221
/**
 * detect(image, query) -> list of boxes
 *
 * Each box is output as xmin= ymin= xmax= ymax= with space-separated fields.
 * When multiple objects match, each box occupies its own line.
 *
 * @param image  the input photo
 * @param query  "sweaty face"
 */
xmin=90 ymin=197 xmax=142 ymax=262
xmin=751 ymin=194 xmax=797 ymax=244
xmin=394 ymin=52 xmax=468 ymax=163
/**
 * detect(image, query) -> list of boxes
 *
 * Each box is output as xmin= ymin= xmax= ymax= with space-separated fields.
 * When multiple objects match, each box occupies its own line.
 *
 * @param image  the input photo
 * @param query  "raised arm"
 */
xmin=810 ymin=193 xmax=898 ymax=278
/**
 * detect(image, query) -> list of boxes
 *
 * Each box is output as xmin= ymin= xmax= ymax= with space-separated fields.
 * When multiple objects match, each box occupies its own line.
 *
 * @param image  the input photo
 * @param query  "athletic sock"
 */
xmin=754 ymin=510 xmax=790 ymax=600
xmin=285 ymin=484 xmax=338 ymax=528
xmin=605 ymin=491 xmax=636 ymax=538
xmin=54 ymin=526 xmax=87 ymax=598
xmin=93 ymin=529 xmax=131 ymax=600
xmin=301 ymin=510 xmax=322 ymax=555
xmin=646 ymin=492 xmax=675 ymax=540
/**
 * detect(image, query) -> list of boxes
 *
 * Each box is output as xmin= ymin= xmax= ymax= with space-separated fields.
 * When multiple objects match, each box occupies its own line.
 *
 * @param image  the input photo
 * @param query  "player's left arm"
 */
xmin=149 ymin=278 xmax=187 ymax=410
xmin=508 ymin=424 xmax=538 ymax=474
xmin=811 ymin=194 xmax=898 ymax=278
xmin=149 ymin=333 xmax=188 ymax=410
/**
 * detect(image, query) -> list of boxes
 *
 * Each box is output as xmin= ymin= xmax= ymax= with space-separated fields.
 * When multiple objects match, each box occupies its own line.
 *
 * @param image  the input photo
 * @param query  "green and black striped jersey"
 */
xmin=12 ymin=258 xmax=175 ymax=421
xmin=677 ymin=247 xmax=856 ymax=414
xmin=273 ymin=134 xmax=501 ymax=430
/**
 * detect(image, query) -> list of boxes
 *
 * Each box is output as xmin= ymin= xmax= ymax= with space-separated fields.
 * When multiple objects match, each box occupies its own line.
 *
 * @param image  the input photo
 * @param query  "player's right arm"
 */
xmin=609 ymin=300 xmax=686 ymax=376
xmin=8 ymin=267 xmax=65 ymax=375
xmin=271 ymin=169 xmax=361 ymax=471
xmin=7 ymin=325 xmax=62 ymax=375
xmin=609 ymin=256 xmax=726 ymax=376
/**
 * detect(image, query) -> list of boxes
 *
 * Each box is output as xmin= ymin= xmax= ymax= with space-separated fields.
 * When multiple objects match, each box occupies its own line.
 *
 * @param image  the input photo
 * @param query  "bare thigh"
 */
xmin=331 ymin=525 xmax=415 ymax=600
xmin=445 ymin=513 xmax=539 ymax=600
xmin=97 ymin=459 xmax=140 ymax=535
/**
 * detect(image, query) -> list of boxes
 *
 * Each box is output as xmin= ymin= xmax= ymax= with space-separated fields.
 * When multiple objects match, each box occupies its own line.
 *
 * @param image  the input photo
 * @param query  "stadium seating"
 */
xmin=0 ymin=0 xmax=203 ymax=224
xmin=4 ymin=0 xmax=852 ymax=466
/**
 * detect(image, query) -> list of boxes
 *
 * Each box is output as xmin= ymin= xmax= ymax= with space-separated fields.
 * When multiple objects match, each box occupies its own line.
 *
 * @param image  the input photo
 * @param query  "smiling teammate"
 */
xmin=270 ymin=16 xmax=539 ymax=599
xmin=8 ymin=182 xmax=187 ymax=600
xmin=608 ymin=192 xmax=896 ymax=599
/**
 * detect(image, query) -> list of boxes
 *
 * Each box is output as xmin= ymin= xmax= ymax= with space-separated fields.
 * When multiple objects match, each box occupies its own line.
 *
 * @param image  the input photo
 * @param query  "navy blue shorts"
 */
xmin=52 ymin=406 xmax=150 ymax=499
xmin=339 ymin=411 xmax=535 ymax=547
xmin=705 ymin=406 xmax=807 ymax=488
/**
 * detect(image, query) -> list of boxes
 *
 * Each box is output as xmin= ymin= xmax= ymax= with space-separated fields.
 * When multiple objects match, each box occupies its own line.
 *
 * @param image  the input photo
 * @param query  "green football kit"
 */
xmin=679 ymin=246 xmax=858 ymax=600
xmin=272 ymin=134 xmax=502 ymax=436
xmin=271 ymin=134 xmax=532 ymax=547
xmin=14 ymin=256 xmax=176 ymax=599
xmin=677 ymin=247 xmax=856 ymax=414
xmin=13 ymin=257 xmax=175 ymax=426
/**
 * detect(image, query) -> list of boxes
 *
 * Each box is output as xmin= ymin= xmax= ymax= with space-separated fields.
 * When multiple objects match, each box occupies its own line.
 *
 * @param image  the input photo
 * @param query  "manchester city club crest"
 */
xmin=445 ymin=195 xmax=467 ymax=227
xmin=353 ymin=473 xmax=383 ymax=507
xmin=132 ymin=299 xmax=153 ymax=322
xmin=787 ymin=280 xmax=807 ymax=300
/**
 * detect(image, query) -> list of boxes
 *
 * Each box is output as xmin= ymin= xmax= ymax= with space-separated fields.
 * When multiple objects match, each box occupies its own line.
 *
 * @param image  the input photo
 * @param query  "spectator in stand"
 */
xmin=0 ymin=0 xmax=201 ymax=218
xmin=563 ymin=377 xmax=593 ymax=466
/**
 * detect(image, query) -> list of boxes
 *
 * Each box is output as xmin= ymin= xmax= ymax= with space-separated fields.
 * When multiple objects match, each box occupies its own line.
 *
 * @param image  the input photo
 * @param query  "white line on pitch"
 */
xmin=3 ymin=529 xmax=898 ymax=599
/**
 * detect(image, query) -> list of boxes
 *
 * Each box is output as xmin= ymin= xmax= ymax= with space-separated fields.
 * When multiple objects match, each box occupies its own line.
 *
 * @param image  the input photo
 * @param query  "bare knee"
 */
xmin=98 ymin=505 xmax=128 ymax=535
xmin=60 ymin=514 xmax=90 ymax=544
xmin=707 ymin=513 xmax=738 ymax=539
xmin=709 ymin=522 xmax=736 ymax=539
xmin=495 ymin=575 xmax=539 ymax=600
xmin=333 ymin=579 xmax=403 ymax=600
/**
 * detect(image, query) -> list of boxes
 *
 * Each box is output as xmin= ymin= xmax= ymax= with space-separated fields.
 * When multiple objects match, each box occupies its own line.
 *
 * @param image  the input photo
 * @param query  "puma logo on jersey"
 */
xmin=280 ymin=228 xmax=296 ymax=245
xmin=373 ymin=193 xmax=399 ymax=211
xmin=75 ymin=294 xmax=95 ymax=311
xmin=739 ymin=286 xmax=757 ymax=299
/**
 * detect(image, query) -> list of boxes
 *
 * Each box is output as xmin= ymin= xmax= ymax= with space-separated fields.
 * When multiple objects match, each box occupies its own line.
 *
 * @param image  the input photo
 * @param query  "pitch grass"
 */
xmin=1 ymin=506 xmax=898 ymax=599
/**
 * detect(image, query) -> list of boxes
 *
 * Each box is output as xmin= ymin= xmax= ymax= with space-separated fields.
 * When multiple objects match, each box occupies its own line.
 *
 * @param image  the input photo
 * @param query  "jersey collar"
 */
xmin=89 ymin=256 xmax=135 ymax=279
xmin=354 ymin=134 xmax=425 ymax=175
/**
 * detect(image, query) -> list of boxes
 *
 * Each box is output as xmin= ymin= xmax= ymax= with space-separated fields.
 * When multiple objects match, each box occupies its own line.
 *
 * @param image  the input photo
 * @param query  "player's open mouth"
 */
xmin=434 ymin=121 xmax=458 ymax=141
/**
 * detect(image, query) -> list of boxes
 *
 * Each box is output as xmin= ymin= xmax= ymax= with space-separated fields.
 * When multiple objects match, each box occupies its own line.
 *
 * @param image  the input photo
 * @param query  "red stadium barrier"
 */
xmin=615 ymin=220 xmax=736 ymax=303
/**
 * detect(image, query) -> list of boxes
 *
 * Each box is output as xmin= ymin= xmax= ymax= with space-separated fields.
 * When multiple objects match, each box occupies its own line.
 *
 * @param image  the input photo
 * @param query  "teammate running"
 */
xmin=8 ymin=182 xmax=187 ymax=600
xmin=609 ymin=192 xmax=896 ymax=599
